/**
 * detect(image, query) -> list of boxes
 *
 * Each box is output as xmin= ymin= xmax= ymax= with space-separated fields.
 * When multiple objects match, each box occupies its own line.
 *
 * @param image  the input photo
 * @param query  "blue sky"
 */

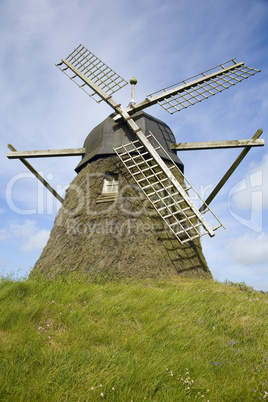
xmin=0 ymin=0 xmax=268 ymax=290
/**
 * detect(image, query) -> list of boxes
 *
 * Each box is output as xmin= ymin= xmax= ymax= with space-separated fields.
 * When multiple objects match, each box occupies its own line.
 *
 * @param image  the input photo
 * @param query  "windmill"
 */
xmin=7 ymin=45 xmax=264 ymax=279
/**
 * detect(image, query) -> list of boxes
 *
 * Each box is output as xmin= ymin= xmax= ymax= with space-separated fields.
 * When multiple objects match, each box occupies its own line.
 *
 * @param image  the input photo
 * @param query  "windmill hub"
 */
xmin=129 ymin=77 xmax=137 ymax=85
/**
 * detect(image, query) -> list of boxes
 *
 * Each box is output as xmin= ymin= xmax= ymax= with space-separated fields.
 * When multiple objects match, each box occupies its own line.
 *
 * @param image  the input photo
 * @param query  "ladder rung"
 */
xmin=127 ymin=158 xmax=154 ymax=169
xmin=176 ymin=226 xmax=198 ymax=236
xmin=121 ymin=149 xmax=146 ymax=160
xmin=157 ymin=201 xmax=179 ymax=212
xmin=142 ymin=180 xmax=164 ymax=190
xmin=117 ymin=139 xmax=140 ymax=149
xmin=165 ymin=209 xmax=185 ymax=219
xmin=152 ymin=192 xmax=180 ymax=203
xmin=117 ymin=149 xmax=133 ymax=157
xmin=143 ymin=177 xmax=169 ymax=188
xmin=136 ymin=173 xmax=163 ymax=183
xmin=180 ymin=221 xmax=202 ymax=232
xmin=169 ymin=220 xmax=183 ymax=228
xmin=175 ymin=229 xmax=190 ymax=238
xmin=132 ymin=151 xmax=149 ymax=159
xmin=122 ymin=155 xmax=136 ymax=163
xmin=146 ymin=185 xmax=173 ymax=197
xmin=143 ymin=171 xmax=164 ymax=180
xmin=175 ymin=224 xmax=199 ymax=235
xmin=163 ymin=212 xmax=178 ymax=220
xmin=134 ymin=164 xmax=159 ymax=175
xmin=178 ymin=214 xmax=197 ymax=224
xmin=158 ymin=177 xmax=169 ymax=184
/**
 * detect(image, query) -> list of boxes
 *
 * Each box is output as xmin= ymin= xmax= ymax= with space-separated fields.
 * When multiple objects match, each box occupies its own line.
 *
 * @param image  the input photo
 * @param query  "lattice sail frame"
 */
xmin=114 ymin=131 xmax=223 ymax=244
xmin=56 ymin=44 xmax=128 ymax=103
xmin=147 ymin=60 xmax=260 ymax=114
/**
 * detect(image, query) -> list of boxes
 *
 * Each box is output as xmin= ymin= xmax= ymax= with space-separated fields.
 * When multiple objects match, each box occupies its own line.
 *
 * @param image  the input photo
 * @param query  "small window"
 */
xmin=102 ymin=174 xmax=119 ymax=194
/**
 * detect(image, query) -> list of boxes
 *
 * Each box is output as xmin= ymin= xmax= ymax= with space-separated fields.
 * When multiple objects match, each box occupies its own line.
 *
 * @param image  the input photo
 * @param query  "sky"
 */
xmin=0 ymin=0 xmax=268 ymax=290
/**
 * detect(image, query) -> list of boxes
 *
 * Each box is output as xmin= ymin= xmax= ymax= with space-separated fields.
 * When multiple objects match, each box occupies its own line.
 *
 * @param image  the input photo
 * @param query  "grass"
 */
xmin=0 ymin=274 xmax=267 ymax=401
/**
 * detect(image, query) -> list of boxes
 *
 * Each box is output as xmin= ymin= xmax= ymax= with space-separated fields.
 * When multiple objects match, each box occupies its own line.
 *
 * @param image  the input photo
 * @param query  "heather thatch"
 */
xmin=33 ymin=156 xmax=212 ymax=280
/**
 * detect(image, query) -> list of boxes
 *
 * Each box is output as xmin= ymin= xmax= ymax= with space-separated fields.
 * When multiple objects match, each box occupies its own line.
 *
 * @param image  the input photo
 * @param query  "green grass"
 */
xmin=0 ymin=274 xmax=267 ymax=401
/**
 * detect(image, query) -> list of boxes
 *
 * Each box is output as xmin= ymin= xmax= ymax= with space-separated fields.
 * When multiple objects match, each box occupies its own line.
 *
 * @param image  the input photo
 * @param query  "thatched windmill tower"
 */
xmin=7 ymin=45 xmax=263 ymax=280
xmin=34 ymin=110 xmax=212 ymax=279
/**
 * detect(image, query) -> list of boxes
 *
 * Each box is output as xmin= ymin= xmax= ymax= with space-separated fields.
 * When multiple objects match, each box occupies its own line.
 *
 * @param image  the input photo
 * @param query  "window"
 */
xmin=102 ymin=174 xmax=119 ymax=194
xmin=96 ymin=173 xmax=119 ymax=204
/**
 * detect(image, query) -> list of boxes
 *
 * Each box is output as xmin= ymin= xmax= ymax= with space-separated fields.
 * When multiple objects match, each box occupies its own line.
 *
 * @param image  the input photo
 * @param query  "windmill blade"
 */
xmin=56 ymin=44 xmax=128 ymax=103
xmin=114 ymin=131 xmax=223 ymax=244
xmin=113 ymin=59 xmax=260 ymax=120
xmin=56 ymin=46 xmax=224 ymax=243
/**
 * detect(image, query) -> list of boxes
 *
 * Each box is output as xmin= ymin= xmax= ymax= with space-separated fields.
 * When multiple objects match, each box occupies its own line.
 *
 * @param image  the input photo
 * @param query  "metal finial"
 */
xmin=129 ymin=77 xmax=137 ymax=106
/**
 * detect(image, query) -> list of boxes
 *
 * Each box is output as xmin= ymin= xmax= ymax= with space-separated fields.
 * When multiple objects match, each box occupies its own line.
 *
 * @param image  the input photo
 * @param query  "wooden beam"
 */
xmin=7 ymin=144 xmax=64 ymax=204
xmin=170 ymin=139 xmax=264 ymax=151
xmin=199 ymin=129 xmax=263 ymax=212
xmin=7 ymin=148 xmax=85 ymax=159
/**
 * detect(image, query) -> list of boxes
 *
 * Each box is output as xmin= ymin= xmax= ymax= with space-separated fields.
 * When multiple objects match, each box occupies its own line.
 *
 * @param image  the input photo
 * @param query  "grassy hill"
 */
xmin=0 ymin=274 xmax=267 ymax=401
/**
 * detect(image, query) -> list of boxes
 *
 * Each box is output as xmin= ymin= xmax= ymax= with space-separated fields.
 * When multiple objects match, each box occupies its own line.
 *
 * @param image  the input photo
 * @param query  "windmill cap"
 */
xmin=75 ymin=111 xmax=184 ymax=173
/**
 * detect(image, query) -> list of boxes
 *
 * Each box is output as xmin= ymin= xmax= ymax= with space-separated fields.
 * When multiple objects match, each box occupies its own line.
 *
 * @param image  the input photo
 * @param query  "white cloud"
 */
xmin=21 ymin=229 xmax=49 ymax=252
xmin=0 ymin=220 xmax=50 ymax=252
xmin=0 ymin=229 xmax=8 ymax=241
xmin=227 ymin=232 xmax=268 ymax=266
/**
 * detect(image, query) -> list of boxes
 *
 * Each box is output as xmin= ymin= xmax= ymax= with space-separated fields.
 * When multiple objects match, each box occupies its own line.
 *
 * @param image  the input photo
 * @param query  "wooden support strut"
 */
xmin=7 ymin=144 xmax=64 ymax=204
xmin=7 ymin=148 xmax=86 ymax=159
xmin=199 ymin=129 xmax=264 ymax=212
xmin=170 ymin=138 xmax=264 ymax=151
